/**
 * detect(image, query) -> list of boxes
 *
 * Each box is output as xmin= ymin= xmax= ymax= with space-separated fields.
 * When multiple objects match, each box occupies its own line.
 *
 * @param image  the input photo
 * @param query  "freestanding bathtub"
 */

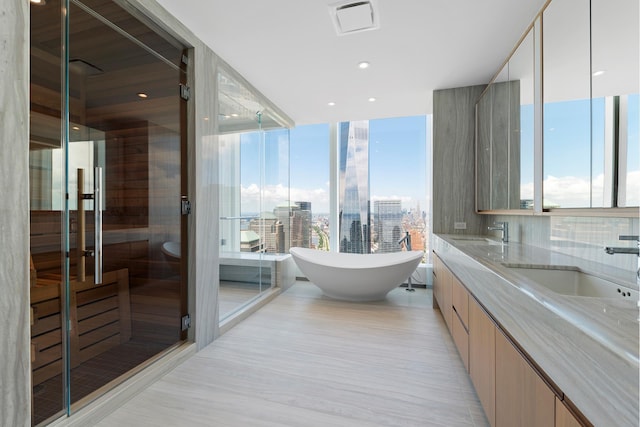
xmin=290 ymin=247 xmax=423 ymax=302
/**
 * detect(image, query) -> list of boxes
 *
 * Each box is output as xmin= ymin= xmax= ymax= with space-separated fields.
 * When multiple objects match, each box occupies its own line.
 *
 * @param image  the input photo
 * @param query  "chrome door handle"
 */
xmin=94 ymin=167 xmax=103 ymax=285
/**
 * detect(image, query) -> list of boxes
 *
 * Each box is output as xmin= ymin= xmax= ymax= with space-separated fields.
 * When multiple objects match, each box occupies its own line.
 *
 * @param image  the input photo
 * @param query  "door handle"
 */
xmin=76 ymin=167 xmax=103 ymax=284
xmin=94 ymin=167 xmax=103 ymax=285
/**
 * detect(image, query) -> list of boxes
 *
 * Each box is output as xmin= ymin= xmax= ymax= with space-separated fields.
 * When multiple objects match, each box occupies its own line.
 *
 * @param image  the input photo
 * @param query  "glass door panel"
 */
xmin=29 ymin=0 xmax=188 ymax=423
xmin=217 ymin=76 xmax=292 ymax=319
xmin=30 ymin=0 xmax=66 ymax=423
xmin=66 ymin=0 xmax=187 ymax=412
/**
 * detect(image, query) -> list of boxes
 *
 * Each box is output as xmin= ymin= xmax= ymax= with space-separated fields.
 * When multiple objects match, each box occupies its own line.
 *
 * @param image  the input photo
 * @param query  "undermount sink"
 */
xmin=503 ymin=264 xmax=638 ymax=300
xmin=452 ymin=236 xmax=504 ymax=245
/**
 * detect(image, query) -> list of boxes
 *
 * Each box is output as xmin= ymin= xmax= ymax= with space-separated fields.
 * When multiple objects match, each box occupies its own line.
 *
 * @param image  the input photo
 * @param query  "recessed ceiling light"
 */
xmin=137 ymin=92 xmax=148 ymax=99
xmin=203 ymin=117 xmax=209 ymax=121
xmin=368 ymin=97 xmax=376 ymax=102
xmin=71 ymin=126 xmax=80 ymax=131
xmin=592 ymin=70 xmax=606 ymax=77
xmin=328 ymin=102 xmax=336 ymax=106
xmin=358 ymin=61 xmax=370 ymax=69
xmin=30 ymin=0 xmax=46 ymax=4
xmin=231 ymin=113 xmax=239 ymax=117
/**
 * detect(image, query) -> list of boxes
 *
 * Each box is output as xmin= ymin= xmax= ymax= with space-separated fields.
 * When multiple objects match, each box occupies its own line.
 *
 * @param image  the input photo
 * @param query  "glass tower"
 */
xmin=374 ymin=200 xmax=403 ymax=253
xmin=339 ymin=121 xmax=371 ymax=253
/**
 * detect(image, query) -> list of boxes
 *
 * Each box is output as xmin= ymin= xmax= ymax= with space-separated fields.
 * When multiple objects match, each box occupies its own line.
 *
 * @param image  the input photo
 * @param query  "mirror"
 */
xmin=543 ymin=0 xmax=592 ymax=208
xmin=477 ymin=0 xmax=638 ymax=212
xmin=476 ymin=27 xmax=534 ymax=211
xmin=591 ymin=0 xmax=639 ymax=207
xmin=543 ymin=0 xmax=638 ymax=209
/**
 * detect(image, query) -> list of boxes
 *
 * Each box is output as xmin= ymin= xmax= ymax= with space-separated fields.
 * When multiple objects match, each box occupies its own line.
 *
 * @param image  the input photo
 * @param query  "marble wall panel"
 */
xmin=491 ymin=214 xmax=639 ymax=276
xmin=0 ymin=0 xmax=31 ymax=426
xmin=433 ymin=85 xmax=487 ymax=235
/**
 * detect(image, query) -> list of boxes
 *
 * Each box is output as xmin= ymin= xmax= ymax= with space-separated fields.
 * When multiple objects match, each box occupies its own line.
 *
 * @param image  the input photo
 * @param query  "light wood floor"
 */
xmin=97 ymin=282 xmax=488 ymax=427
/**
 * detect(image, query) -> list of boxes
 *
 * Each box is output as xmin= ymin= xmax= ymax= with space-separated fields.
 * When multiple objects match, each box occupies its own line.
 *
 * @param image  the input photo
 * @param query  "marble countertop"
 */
xmin=433 ymin=234 xmax=639 ymax=427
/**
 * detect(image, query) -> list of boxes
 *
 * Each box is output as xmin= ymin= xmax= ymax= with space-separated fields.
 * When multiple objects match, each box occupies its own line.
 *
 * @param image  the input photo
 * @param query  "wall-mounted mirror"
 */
xmin=543 ymin=0 xmax=592 ymax=209
xmin=543 ymin=0 xmax=638 ymax=209
xmin=477 ymin=0 xmax=638 ymax=213
xmin=591 ymin=0 xmax=639 ymax=207
xmin=476 ymin=26 xmax=534 ymax=211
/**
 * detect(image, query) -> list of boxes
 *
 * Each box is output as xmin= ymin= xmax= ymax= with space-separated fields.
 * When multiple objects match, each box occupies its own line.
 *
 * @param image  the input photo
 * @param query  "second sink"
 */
xmin=503 ymin=264 xmax=638 ymax=300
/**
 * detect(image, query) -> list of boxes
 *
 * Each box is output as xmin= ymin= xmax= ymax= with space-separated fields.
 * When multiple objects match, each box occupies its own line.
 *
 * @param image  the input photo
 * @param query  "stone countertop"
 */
xmin=433 ymin=234 xmax=639 ymax=427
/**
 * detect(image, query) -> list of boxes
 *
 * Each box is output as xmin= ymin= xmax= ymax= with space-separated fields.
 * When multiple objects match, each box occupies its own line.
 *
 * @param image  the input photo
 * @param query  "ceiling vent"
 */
xmin=329 ymin=0 xmax=379 ymax=36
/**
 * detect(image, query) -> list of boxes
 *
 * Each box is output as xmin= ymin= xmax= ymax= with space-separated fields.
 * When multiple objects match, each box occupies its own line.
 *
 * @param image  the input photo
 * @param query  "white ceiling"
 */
xmin=156 ymin=0 xmax=548 ymax=125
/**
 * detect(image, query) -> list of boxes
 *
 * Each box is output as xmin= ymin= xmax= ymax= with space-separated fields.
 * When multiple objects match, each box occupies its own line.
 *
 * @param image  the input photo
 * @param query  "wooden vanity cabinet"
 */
xmin=495 ymin=330 xmax=555 ymax=427
xmin=433 ymin=254 xmax=453 ymax=332
xmin=469 ymin=297 xmax=496 ymax=427
xmin=555 ymin=397 xmax=583 ymax=427
xmin=434 ymin=251 xmax=589 ymax=427
xmin=451 ymin=276 xmax=469 ymax=371
xmin=433 ymin=254 xmax=443 ymax=310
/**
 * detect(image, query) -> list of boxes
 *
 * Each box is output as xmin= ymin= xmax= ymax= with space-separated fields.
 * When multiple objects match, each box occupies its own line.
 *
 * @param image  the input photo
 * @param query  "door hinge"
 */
xmin=181 ymin=54 xmax=189 ymax=66
xmin=181 ymin=197 xmax=191 ymax=215
xmin=181 ymin=314 xmax=191 ymax=331
xmin=180 ymin=84 xmax=190 ymax=101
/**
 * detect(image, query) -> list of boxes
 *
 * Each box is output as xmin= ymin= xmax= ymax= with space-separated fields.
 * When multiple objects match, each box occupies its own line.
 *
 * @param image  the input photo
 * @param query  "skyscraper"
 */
xmin=339 ymin=120 xmax=371 ymax=253
xmin=248 ymin=213 xmax=284 ymax=253
xmin=374 ymin=200 xmax=403 ymax=253
xmin=294 ymin=201 xmax=312 ymax=248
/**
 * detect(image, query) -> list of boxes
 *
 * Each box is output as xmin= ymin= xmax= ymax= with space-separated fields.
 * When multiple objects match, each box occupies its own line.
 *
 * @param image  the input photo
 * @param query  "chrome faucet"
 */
xmin=605 ymin=235 xmax=640 ymax=287
xmin=488 ymin=221 xmax=509 ymax=243
xmin=604 ymin=235 xmax=640 ymax=255
xmin=397 ymin=232 xmax=415 ymax=292
xmin=398 ymin=231 xmax=412 ymax=251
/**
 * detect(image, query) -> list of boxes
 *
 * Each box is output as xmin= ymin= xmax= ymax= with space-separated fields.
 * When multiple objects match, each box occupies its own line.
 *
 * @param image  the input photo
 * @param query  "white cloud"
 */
xmin=520 ymin=170 xmax=640 ymax=207
xmin=240 ymin=184 xmax=329 ymax=213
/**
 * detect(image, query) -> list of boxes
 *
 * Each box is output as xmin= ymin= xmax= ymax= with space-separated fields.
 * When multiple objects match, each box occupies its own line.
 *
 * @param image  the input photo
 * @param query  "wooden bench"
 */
xmin=30 ymin=268 xmax=131 ymax=386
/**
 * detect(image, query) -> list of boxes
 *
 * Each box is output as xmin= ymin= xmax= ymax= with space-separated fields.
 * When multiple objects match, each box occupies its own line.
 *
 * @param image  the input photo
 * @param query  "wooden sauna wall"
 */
xmin=101 ymin=120 xmax=181 ymax=345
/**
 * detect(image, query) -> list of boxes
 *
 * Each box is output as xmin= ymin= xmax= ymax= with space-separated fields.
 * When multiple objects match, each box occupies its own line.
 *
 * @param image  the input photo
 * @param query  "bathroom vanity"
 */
xmin=433 ymin=234 xmax=639 ymax=427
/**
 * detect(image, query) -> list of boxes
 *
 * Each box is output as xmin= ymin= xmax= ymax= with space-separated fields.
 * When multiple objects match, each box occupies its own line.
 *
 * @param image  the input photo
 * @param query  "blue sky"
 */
xmin=241 ymin=116 xmax=428 ymax=214
xmin=239 ymin=96 xmax=638 ymax=212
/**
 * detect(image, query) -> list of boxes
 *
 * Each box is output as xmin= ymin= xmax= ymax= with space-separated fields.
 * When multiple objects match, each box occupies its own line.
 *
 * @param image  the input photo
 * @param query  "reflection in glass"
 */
xmin=217 ymin=72 xmax=291 ymax=320
xmin=476 ymin=27 xmax=534 ymax=211
xmin=543 ymin=0 xmax=591 ymax=208
xmin=621 ymin=95 xmax=640 ymax=206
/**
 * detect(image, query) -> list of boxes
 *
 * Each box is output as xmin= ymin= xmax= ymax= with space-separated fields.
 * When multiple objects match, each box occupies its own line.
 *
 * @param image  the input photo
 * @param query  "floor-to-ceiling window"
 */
xmin=289 ymin=124 xmax=331 ymax=251
xmin=289 ymin=115 xmax=430 ymax=259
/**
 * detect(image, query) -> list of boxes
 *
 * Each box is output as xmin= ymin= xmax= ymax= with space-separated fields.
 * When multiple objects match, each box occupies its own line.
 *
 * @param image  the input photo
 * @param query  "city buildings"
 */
xmin=374 ymin=200 xmax=403 ymax=253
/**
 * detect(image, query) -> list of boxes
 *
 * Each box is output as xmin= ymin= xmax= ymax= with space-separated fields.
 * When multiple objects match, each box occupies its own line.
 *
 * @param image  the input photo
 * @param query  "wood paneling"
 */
xmin=469 ymin=297 xmax=496 ymax=427
xmin=556 ymin=397 xmax=584 ymax=427
xmin=452 ymin=275 xmax=469 ymax=328
xmin=495 ymin=330 xmax=555 ymax=427
xmin=452 ymin=312 xmax=470 ymax=371
xmin=30 ymin=269 xmax=131 ymax=385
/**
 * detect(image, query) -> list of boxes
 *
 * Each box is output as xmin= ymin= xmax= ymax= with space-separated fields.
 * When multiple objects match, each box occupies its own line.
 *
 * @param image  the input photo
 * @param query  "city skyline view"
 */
xmin=240 ymin=115 xmax=429 ymax=216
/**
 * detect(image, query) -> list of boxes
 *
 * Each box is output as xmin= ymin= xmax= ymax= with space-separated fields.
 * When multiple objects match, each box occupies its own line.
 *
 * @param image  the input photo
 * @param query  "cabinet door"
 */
xmin=555 ymin=397 xmax=583 ymax=427
xmin=433 ymin=255 xmax=443 ymax=310
xmin=469 ymin=298 xmax=496 ymax=427
xmin=452 ymin=311 xmax=469 ymax=371
xmin=441 ymin=265 xmax=453 ymax=332
xmin=495 ymin=331 xmax=555 ymax=427
xmin=451 ymin=276 xmax=469 ymax=328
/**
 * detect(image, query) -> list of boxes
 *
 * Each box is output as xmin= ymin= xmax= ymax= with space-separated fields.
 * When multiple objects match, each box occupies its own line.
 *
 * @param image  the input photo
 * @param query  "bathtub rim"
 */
xmin=289 ymin=247 xmax=423 ymax=269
